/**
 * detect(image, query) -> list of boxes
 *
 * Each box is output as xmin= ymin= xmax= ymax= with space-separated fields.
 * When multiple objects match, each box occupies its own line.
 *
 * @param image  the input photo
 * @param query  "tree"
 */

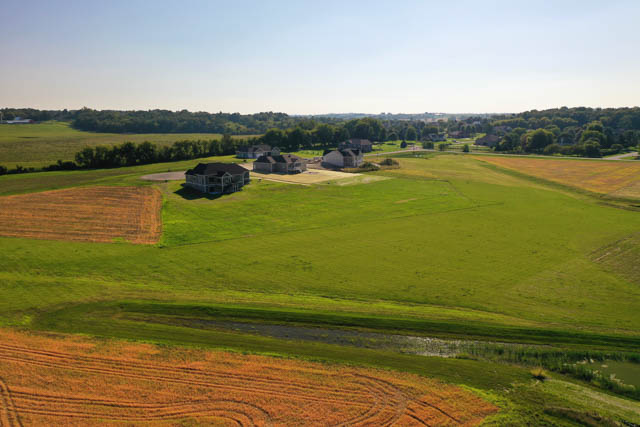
xmin=422 ymin=141 xmax=434 ymax=149
xmin=262 ymin=128 xmax=286 ymax=147
xmin=135 ymin=141 xmax=158 ymax=164
xmin=525 ymin=129 xmax=554 ymax=152
xmin=579 ymin=129 xmax=605 ymax=145
xmin=75 ymin=147 xmax=95 ymax=168
xmin=405 ymin=126 xmax=417 ymax=141
xmin=462 ymin=144 xmax=470 ymax=152
xmin=312 ymin=124 xmax=334 ymax=146
xmin=583 ymin=140 xmax=601 ymax=158
xmin=0 ymin=165 xmax=7 ymax=175
xmin=586 ymin=121 xmax=604 ymax=133
xmin=334 ymin=127 xmax=350 ymax=143
xmin=354 ymin=122 xmax=373 ymax=139
xmin=400 ymin=140 xmax=408 ymax=149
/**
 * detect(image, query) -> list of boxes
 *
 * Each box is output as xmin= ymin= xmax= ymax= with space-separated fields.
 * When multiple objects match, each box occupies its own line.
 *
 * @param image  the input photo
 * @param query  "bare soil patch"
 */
xmin=0 ymin=329 xmax=498 ymax=426
xmin=240 ymin=163 xmax=360 ymax=185
xmin=140 ymin=171 xmax=185 ymax=181
xmin=0 ymin=186 xmax=162 ymax=244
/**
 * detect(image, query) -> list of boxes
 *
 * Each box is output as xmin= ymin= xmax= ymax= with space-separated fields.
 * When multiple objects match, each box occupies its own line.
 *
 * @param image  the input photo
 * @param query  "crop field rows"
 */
xmin=0 ymin=186 xmax=161 ymax=244
xmin=475 ymin=156 xmax=640 ymax=199
xmin=0 ymin=330 xmax=498 ymax=426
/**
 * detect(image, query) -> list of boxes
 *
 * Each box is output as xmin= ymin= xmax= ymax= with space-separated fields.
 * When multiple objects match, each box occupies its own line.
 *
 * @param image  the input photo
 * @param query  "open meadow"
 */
xmin=0 ymin=121 xmax=252 ymax=169
xmin=0 ymin=153 xmax=639 ymax=424
xmin=476 ymin=155 xmax=640 ymax=200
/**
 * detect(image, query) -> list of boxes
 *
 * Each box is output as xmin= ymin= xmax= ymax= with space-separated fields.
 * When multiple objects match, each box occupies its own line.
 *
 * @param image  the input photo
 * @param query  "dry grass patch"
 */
xmin=0 ymin=186 xmax=161 ymax=244
xmin=0 ymin=328 xmax=499 ymax=426
xmin=476 ymin=156 xmax=640 ymax=199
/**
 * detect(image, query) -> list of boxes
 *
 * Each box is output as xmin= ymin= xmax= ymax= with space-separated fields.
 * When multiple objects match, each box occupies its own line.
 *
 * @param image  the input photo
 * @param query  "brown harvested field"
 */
xmin=0 ymin=329 xmax=499 ymax=426
xmin=0 ymin=186 xmax=162 ymax=244
xmin=476 ymin=156 xmax=640 ymax=199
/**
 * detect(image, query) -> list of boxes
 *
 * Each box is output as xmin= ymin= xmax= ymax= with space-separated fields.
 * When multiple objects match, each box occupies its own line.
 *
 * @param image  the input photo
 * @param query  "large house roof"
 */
xmin=348 ymin=138 xmax=372 ymax=145
xmin=186 ymin=163 xmax=247 ymax=176
xmin=476 ymin=134 xmax=501 ymax=143
xmin=323 ymin=149 xmax=361 ymax=157
xmin=255 ymin=154 xmax=304 ymax=164
xmin=238 ymin=144 xmax=272 ymax=153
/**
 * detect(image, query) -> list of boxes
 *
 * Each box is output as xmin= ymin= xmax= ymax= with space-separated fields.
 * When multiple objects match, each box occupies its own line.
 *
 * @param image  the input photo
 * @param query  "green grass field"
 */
xmin=1 ymin=153 xmax=639 ymax=423
xmin=0 ymin=121 xmax=253 ymax=168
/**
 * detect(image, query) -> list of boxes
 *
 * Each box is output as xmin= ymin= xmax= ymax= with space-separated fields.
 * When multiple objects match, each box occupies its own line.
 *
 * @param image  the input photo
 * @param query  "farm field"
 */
xmin=0 ymin=186 xmax=161 ymax=244
xmin=0 ymin=329 xmax=499 ymax=426
xmin=0 ymin=153 xmax=639 ymax=424
xmin=0 ymin=121 xmax=253 ymax=169
xmin=476 ymin=155 xmax=640 ymax=199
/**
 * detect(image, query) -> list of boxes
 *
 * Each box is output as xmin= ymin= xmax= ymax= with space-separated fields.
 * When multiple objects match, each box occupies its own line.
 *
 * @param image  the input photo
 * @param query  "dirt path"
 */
xmin=140 ymin=171 xmax=186 ymax=181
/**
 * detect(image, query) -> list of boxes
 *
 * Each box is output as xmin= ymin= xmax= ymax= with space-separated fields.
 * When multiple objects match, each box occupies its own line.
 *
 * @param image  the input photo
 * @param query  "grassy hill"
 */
xmin=0 ymin=121 xmax=251 ymax=169
xmin=0 ymin=153 xmax=639 ymax=423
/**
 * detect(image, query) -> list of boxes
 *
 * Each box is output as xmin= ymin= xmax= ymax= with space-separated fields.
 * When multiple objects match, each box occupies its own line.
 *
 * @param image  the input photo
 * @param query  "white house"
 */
xmin=322 ymin=149 xmax=364 ymax=168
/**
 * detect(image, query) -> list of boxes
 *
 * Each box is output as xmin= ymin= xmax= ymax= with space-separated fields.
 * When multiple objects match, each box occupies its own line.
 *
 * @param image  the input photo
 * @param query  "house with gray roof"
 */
xmin=474 ymin=134 xmax=501 ymax=148
xmin=185 ymin=163 xmax=250 ymax=194
xmin=253 ymin=154 xmax=307 ymax=174
xmin=236 ymin=144 xmax=280 ymax=159
xmin=339 ymin=139 xmax=373 ymax=153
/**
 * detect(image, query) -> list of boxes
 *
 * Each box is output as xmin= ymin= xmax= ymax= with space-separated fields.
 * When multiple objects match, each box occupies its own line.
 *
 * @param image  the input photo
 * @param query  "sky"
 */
xmin=2 ymin=0 xmax=640 ymax=114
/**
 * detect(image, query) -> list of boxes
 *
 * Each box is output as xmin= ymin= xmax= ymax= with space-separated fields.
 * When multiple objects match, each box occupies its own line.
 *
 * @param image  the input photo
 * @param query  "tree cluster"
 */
xmin=492 ymin=110 xmax=640 ymax=158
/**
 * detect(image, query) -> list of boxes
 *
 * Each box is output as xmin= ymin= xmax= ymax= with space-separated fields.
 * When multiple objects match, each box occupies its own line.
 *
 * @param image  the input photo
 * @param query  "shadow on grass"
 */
xmin=174 ymin=185 xmax=223 ymax=200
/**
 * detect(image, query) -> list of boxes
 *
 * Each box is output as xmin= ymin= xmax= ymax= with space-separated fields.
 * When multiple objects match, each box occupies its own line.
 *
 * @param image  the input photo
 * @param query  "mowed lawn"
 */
xmin=0 ymin=121 xmax=253 ymax=168
xmin=0 ymin=154 xmax=639 ymax=344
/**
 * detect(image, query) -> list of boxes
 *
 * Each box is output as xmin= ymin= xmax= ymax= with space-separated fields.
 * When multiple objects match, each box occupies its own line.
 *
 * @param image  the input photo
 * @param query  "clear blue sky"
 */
xmin=2 ymin=0 xmax=639 ymax=114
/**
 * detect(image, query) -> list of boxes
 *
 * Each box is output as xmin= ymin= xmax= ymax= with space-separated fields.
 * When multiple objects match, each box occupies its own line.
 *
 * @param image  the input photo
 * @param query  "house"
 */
xmin=4 ymin=116 xmax=34 ymax=124
xmin=185 ymin=163 xmax=250 ymax=194
xmin=339 ymin=139 xmax=373 ymax=153
xmin=448 ymin=130 xmax=468 ymax=139
xmin=494 ymin=125 xmax=512 ymax=135
xmin=236 ymin=144 xmax=280 ymax=159
xmin=428 ymin=133 xmax=447 ymax=142
xmin=253 ymin=154 xmax=307 ymax=174
xmin=322 ymin=149 xmax=364 ymax=168
xmin=474 ymin=134 xmax=501 ymax=148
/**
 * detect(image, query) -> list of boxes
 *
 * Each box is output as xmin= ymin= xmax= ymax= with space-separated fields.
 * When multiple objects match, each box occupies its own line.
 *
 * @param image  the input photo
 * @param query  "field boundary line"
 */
xmin=0 ymin=378 xmax=22 ymax=427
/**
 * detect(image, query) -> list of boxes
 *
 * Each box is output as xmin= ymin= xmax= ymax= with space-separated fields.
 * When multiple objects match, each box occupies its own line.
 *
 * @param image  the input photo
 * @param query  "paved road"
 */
xmin=606 ymin=151 xmax=638 ymax=160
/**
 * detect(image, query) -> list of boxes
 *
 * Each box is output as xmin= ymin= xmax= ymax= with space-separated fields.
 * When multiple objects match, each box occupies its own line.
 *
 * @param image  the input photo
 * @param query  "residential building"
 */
xmin=4 ymin=116 xmax=34 ymax=124
xmin=428 ymin=133 xmax=447 ymax=142
xmin=322 ymin=149 xmax=364 ymax=168
xmin=236 ymin=144 xmax=280 ymax=159
xmin=185 ymin=163 xmax=250 ymax=194
xmin=339 ymin=139 xmax=373 ymax=153
xmin=253 ymin=154 xmax=307 ymax=174
xmin=474 ymin=134 xmax=501 ymax=148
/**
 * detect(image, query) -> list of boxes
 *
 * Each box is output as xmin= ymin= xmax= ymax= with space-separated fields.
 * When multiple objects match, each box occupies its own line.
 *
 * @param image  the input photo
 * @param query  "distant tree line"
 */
xmin=0 ymin=135 xmax=257 ymax=176
xmin=488 ymin=107 xmax=640 ymax=157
